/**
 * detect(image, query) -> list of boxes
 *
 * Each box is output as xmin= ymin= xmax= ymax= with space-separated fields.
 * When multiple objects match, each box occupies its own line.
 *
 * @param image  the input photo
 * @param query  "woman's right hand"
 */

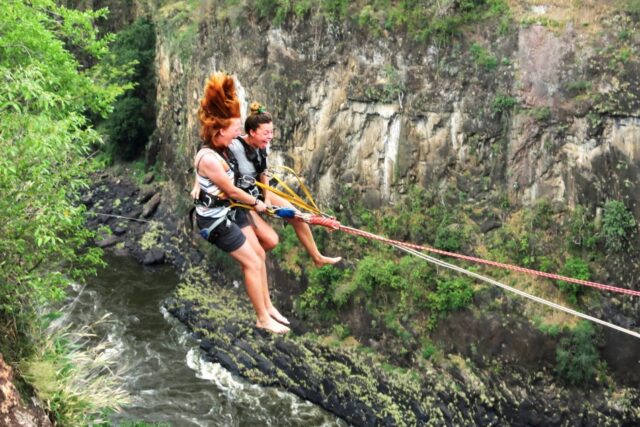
xmin=190 ymin=181 xmax=201 ymax=200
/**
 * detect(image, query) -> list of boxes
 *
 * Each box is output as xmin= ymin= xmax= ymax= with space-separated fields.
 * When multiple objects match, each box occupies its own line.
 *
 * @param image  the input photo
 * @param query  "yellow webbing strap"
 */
xmin=252 ymin=180 xmax=322 ymax=215
xmin=228 ymin=201 xmax=284 ymax=220
xmin=270 ymin=165 xmax=321 ymax=212
xmin=232 ymin=167 xmax=327 ymax=216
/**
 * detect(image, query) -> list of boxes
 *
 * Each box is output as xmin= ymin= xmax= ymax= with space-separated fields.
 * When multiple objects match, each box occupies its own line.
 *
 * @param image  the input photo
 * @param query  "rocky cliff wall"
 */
xmin=150 ymin=3 xmax=640 ymax=218
xmin=144 ymin=0 xmax=640 ymax=368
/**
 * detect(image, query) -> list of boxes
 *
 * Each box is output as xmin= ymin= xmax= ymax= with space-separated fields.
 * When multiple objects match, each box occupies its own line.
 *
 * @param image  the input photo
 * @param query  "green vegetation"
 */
xmin=470 ymin=42 xmax=498 ymax=70
xmin=420 ymin=339 xmax=437 ymax=360
xmin=247 ymin=0 xmax=510 ymax=42
xmin=153 ymin=0 xmax=201 ymax=61
xmin=0 ymin=0 xmax=123 ymax=352
xmin=0 ymin=0 xmax=130 ymax=422
xmin=557 ymin=256 xmax=590 ymax=304
xmin=601 ymin=200 xmax=637 ymax=252
xmin=298 ymin=264 xmax=345 ymax=314
xmin=292 ymin=181 xmax=636 ymax=371
xmin=565 ymin=80 xmax=592 ymax=97
xmin=556 ymin=321 xmax=604 ymax=385
xmin=21 ymin=320 xmax=130 ymax=425
xmin=434 ymin=220 xmax=465 ymax=252
xmin=101 ymin=17 xmax=156 ymax=161
xmin=492 ymin=93 xmax=519 ymax=114
xmin=255 ymin=0 xmax=348 ymax=23
xmin=486 ymin=202 xmax=554 ymax=269
xmin=364 ymin=64 xmax=406 ymax=104
xmin=566 ymin=205 xmax=598 ymax=252
xmin=520 ymin=16 xmax=561 ymax=29
xmin=300 ymin=245 xmax=474 ymax=332
xmin=525 ymin=106 xmax=552 ymax=122
xmin=618 ymin=0 xmax=640 ymax=15
xmin=298 ymin=186 xmax=476 ymax=347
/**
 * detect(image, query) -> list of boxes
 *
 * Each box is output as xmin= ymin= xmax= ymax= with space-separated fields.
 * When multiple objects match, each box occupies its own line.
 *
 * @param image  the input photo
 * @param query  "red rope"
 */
xmin=306 ymin=215 xmax=640 ymax=298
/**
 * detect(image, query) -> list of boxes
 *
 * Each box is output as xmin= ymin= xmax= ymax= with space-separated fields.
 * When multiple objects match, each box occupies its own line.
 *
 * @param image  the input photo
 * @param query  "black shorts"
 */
xmin=196 ymin=214 xmax=246 ymax=253
xmin=231 ymin=208 xmax=251 ymax=228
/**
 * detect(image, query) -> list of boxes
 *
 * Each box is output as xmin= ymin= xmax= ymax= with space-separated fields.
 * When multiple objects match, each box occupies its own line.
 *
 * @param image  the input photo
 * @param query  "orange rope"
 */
xmin=304 ymin=215 xmax=640 ymax=298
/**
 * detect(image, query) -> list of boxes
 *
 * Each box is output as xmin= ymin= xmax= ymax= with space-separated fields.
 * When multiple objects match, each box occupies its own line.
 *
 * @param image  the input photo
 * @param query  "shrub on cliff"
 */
xmin=555 ymin=321 xmax=604 ymax=386
xmin=557 ymin=257 xmax=590 ymax=305
xmin=0 ymin=0 xmax=126 ymax=353
xmin=601 ymin=200 xmax=637 ymax=253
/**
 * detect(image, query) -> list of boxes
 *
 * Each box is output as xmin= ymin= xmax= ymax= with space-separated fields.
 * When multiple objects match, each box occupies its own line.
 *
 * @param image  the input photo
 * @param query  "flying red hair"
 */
xmin=198 ymin=73 xmax=241 ymax=144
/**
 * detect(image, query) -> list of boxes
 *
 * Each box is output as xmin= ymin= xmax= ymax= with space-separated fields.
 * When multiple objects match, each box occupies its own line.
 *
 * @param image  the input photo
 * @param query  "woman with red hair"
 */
xmin=193 ymin=72 xmax=289 ymax=334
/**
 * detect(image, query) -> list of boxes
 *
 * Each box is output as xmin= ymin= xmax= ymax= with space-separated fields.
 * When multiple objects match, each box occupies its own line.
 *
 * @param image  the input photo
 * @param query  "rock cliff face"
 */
xmin=148 ymin=1 xmax=640 ymax=319
xmin=151 ymin=4 xmax=640 ymax=220
xmin=0 ymin=355 xmax=51 ymax=427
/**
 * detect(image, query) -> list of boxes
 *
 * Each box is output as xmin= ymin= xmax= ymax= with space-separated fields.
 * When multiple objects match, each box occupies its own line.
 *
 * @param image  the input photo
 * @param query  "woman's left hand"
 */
xmin=254 ymin=199 xmax=267 ymax=213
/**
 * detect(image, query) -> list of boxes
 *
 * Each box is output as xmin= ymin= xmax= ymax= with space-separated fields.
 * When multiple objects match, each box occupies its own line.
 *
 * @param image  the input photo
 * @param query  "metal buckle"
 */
xmin=238 ymin=175 xmax=256 ymax=187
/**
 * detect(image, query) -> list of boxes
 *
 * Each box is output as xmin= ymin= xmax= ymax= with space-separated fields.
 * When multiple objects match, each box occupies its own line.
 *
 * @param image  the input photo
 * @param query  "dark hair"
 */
xmin=245 ymin=101 xmax=273 ymax=135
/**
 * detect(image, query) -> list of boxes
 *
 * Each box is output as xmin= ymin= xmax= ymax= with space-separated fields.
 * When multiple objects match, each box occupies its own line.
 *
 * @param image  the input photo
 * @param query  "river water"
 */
xmin=57 ymin=253 xmax=345 ymax=426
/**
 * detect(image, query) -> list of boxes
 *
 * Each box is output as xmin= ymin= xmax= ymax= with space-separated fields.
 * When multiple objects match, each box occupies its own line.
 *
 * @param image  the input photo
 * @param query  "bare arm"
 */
xmin=190 ymin=179 xmax=201 ymax=200
xmin=199 ymin=155 xmax=267 ymax=212
xmin=259 ymin=172 xmax=270 ymax=205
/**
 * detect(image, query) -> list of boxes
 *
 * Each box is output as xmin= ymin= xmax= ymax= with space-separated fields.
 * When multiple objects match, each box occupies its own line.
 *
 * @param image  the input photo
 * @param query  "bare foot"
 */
xmin=256 ymin=318 xmax=290 ymax=334
xmin=313 ymin=255 xmax=342 ymax=267
xmin=268 ymin=307 xmax=290 ymax=325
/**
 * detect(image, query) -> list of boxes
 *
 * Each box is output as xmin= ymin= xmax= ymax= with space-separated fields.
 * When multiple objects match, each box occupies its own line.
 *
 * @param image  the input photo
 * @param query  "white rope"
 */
xmin=87 ymin=212 xmax=151 ymax=223
xmin=393 ymin=244 xmax=640 ymax=340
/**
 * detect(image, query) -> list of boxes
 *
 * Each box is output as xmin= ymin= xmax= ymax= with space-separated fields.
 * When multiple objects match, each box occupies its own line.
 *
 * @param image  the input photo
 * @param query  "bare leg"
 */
xmin=240 ymin=226 xmax=290 ymax=327
xmin=229 ymin=239 xmax=289 ymax=334
xmin=268 ymin=193 xmax=341 ymax=267
xmin=248 ymin=210 xmax=279 ymax=251
xmin=288 ymin=218 xmax=342 ymax=267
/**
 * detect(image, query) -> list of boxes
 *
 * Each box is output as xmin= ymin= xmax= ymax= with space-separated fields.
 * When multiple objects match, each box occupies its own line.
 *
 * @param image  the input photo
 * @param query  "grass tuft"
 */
xmin=21 ymin=314 xmax=130 ymax=425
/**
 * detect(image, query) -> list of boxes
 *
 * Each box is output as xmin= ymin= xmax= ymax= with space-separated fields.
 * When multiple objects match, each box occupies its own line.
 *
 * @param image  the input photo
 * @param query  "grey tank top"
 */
xmin=228 ymin=138 xmax=267 ymax=191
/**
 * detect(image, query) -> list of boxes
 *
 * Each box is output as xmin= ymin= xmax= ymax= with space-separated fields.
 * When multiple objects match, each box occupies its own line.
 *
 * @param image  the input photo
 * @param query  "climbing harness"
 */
xmin=238 ymin=174 xmax=323 ymax=215
xmin=198 ymin=215 xmax=230 ymax=240
xmin=195 ymin=191 xmax=232 ymax=209
xmin=193 ymin=146 xmax=241 ymax=238
xmin=237 ymin=136 xmax=268 ymax=175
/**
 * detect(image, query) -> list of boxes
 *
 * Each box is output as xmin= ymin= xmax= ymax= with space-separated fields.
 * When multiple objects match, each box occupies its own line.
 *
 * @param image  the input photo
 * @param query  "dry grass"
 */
xmin=20 ymin=314 xmax=131 ymax=425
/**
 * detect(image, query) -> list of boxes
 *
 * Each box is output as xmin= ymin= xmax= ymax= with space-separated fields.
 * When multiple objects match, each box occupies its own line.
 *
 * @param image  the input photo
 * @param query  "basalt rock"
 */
xmin=142 ymin=247 xmax=165 ymax=265
xmin=165 ymin=271 xmax=640 ymax=426
xmin=141 ymin=193 xmax=161 ymax=218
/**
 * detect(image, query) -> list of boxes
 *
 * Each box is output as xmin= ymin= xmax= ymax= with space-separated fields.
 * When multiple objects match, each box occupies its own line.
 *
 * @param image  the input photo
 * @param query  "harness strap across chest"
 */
xmin=194 ymin=146 xmax=240 ymax=207
xmin=237 ymin=136 xmax=268 ymax=176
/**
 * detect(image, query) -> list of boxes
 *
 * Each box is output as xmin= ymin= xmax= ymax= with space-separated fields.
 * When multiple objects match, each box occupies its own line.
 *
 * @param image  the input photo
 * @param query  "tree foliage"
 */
xmin=0 ymin=0 xmax=127 ymax=354
xmin=101 ymin=17 xmax=156 ymax=161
